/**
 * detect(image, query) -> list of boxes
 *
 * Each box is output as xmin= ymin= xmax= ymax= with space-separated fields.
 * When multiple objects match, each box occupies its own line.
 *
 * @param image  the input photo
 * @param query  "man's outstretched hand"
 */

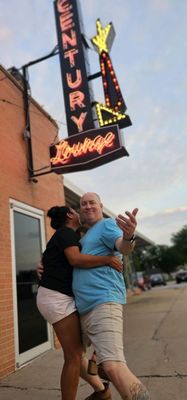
xmin=116 ymin=208 xmax=138 ymax=240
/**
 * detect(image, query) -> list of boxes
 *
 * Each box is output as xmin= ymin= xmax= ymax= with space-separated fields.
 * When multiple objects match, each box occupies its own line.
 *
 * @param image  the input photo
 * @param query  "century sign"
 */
xmin=52 ymin=0 xmax=129 ymax=174
xmin=54 ymin=0 xmax=94 ymax=136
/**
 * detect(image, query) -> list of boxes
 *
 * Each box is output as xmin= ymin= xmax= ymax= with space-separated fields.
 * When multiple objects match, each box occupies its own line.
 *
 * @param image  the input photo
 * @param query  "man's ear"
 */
xmin=100 ymin=202 xmax=103 ymax=209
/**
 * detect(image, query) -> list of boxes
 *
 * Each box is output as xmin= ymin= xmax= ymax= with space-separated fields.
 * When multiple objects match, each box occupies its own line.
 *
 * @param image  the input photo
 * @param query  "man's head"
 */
xmin=80 ymin=192 xmax=103 ymax=227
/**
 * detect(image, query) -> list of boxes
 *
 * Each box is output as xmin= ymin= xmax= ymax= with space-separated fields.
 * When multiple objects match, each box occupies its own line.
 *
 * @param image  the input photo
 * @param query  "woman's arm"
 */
xmin=64 ymin=246 xmax=123 ymax=272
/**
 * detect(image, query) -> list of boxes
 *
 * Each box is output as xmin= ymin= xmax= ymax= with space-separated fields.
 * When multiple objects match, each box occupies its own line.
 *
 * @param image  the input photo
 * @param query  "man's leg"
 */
xmin=80 ymin=303 xmax=150 ymax=400
xmin=80 ymin=353 xmax=112 ymax=399
xmin=80 ymin=356 xmax=112 ymax=399
xmin=80 ymin=355 xmax=106 ymax=391
xmin=102 ymin=361 xmax=150 ymax=400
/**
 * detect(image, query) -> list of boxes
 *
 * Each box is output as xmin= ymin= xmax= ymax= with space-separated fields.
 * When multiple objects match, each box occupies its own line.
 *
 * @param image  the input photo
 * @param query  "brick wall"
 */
xmin=0 ymin=66 xmax=65 ymax=378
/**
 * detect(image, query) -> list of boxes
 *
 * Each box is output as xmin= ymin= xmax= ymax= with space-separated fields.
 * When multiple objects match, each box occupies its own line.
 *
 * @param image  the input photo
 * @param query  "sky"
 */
xmin=0 ymin=0 xmax=187 ymax=245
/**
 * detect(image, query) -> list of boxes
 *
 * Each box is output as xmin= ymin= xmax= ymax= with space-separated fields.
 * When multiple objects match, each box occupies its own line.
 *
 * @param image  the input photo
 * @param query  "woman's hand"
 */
xmin=36 ymin=261 xmax=44 ymax=280
xmin=107 ymin=256 xmax=123 ymax=273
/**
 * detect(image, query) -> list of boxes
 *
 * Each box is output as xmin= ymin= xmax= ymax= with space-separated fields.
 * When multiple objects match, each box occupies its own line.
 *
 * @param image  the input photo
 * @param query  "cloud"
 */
xmin=164 ymin=206 xmax=187 ymax=215
xmin=0 ymin=0 xmax=57 ymax=68
xmin=0 ymin=26 xmax=11 ymax=40
xmin=139 ymin=206 xmax=187 ymax=219
xmin=139 ymin=206 xmax=187 ymax=245
xmin=150 ymin=0 xmax=171 ymax=13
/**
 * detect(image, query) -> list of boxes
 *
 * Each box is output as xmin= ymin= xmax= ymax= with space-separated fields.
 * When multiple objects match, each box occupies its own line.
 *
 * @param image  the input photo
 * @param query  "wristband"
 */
xmin=123 ymin=234 xmax=136 ymax=244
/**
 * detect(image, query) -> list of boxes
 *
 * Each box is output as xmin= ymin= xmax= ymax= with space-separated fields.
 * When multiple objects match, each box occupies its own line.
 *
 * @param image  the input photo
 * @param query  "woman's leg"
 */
xmin=53 ymin=311 xmax=83 ymax=400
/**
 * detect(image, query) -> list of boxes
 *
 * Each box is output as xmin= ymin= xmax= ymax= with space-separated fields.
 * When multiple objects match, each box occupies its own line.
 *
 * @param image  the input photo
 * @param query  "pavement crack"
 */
xmin=138 ymin=373 xmax=187 ymax=379
xmin=0 ymin=385 xmax=60 ymax=391
xmin=152 ymin=289 xmax=183 ymax=340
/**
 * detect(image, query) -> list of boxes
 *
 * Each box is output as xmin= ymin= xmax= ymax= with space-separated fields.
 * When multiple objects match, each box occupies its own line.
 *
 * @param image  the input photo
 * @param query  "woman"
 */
xmin=36 ymin=205 xmax=122 ymax=400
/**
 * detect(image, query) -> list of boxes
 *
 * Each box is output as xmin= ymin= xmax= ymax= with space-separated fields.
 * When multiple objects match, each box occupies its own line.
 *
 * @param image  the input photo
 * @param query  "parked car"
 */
xmin=136 ymin=271 xmax=151 ymax=291
xmin=150 ymin=273 xmax=166 ymax=287
xmin=175 ymin=271 xmax=187 ymax=284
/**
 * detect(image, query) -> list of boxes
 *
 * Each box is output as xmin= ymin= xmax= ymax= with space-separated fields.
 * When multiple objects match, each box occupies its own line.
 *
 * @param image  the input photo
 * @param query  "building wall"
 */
xmin=0 ymin=66 xmax=65 ymax=378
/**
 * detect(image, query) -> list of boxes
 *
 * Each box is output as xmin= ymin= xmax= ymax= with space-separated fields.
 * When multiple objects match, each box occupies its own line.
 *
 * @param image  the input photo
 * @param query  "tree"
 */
xmin=132 ymin=244 xmax=183 ymax=275
xmin=132 ymin=245 xmax=165 ymax=273
xmin=132 ymin=225 xmax=187 ymax=276
xmin=158 ymin=246 xmax=183 ymax=273
xmin=171 ymin=225 xmax=187 ymax=261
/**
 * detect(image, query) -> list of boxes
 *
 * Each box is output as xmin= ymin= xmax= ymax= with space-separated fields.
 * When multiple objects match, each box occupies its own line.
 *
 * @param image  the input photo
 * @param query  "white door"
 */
xmin=10 ymin=200 xmax=53 ymax=367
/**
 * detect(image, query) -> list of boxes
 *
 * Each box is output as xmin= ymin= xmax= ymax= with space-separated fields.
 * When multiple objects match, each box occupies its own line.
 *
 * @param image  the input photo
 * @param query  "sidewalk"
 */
xmin=0 ymin=348 xmax=121 ymax=399
xmin=0 ymin=291 xmax=141 ymax=400
xmin=1 ymin=285 xmax=187 ymax=399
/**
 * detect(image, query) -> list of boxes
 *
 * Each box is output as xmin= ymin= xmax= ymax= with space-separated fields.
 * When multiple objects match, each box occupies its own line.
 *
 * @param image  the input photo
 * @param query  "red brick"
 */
xmin=0 ymin=66 xmax=66 ymax=378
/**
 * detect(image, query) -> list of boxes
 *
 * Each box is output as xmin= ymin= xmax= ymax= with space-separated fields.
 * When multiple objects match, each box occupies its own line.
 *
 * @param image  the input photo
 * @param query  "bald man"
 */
xmin=73 ymin=193 xmax=150 ymax=400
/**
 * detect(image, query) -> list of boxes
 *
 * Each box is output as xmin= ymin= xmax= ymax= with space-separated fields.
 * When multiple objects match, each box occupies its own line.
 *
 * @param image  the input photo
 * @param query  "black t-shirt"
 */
xmin=40 ymin=227 xmax=80 ymax=297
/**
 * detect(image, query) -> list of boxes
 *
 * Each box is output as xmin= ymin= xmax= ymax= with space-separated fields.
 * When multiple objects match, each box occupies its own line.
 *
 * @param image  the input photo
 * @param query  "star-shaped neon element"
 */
xmin=91 ymin=19 xmax=115 ymax=54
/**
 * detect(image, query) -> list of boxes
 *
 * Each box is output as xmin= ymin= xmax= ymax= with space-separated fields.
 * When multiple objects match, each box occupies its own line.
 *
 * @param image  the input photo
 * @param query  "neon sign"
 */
xmin=95 ymin=103 xmax=131 ymax=129
xmin=54 ymin=0 xmax=94 ymax=136
xmin=50 ymin=125 xmax=128 ymax=173
xmin=51 ymin=1 xmax=130 ymax=174
xmin=91 ymin=19 xmax=132 ymax=129
xmin=51 ymin=132 xmax=115 ymax=165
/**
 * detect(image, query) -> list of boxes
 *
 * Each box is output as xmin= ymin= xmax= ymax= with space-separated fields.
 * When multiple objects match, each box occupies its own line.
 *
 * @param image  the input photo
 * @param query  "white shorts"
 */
xmin=80 ymin=302 xmax=126 ymax=364
xmin=36 ymin=286 xmax=77 ymax=325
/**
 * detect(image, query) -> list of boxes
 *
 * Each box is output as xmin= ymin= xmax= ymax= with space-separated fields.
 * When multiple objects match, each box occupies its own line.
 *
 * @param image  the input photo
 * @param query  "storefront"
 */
xmin=0 ymin=64 xmax=152 ymax=379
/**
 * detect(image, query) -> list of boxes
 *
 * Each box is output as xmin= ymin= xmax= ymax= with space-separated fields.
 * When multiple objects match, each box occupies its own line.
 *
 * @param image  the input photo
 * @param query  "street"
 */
xmin=120 ymin=282 xmax=187 ymax=400
xmin=0 ymin=283 xmax=187 ymax=399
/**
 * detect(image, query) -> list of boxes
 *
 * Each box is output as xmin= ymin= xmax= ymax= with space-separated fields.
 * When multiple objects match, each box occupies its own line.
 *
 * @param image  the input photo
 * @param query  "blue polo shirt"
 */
xmin=72 ymin=218 xmax=126 ymax=315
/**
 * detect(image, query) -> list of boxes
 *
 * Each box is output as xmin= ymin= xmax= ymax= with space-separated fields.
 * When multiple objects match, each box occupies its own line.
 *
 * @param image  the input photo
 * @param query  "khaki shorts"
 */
xmin=36 ymin=286 xmax=76 ymax=325
xmin=80 ymin=302 xmax=126 ymax=364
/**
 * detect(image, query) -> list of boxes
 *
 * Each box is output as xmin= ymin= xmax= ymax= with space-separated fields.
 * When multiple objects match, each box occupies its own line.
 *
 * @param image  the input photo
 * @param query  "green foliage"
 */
xmin=171 ymin=225 xmax=187 ymax=257
xmin=132 ymin=225 xmax=187 ymax=274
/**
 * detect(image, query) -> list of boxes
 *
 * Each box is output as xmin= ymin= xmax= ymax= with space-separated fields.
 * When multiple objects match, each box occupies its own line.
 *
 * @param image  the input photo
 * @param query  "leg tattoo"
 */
xmin=130 ymin=382 xmax=151 ymax=400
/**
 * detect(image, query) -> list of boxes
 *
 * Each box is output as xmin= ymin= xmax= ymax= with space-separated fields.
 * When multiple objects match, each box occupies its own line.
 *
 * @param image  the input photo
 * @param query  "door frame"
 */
xmin=9 ymin=199 xmax=53 ymax=367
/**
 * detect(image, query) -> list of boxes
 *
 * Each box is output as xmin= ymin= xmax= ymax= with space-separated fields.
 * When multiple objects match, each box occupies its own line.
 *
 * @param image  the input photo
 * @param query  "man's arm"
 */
xmin=115 ymin=208 xmax=138 ymax=255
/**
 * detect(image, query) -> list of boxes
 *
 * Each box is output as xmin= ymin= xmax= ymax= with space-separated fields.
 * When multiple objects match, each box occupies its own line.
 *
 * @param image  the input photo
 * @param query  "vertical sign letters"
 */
xmin=54 ymin=0 xmax=94 ymax=136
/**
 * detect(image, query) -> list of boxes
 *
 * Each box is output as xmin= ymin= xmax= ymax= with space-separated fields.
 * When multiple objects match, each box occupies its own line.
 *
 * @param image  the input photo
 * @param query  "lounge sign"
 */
xmin=50 ymin=125 xmax=128 ymax=173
